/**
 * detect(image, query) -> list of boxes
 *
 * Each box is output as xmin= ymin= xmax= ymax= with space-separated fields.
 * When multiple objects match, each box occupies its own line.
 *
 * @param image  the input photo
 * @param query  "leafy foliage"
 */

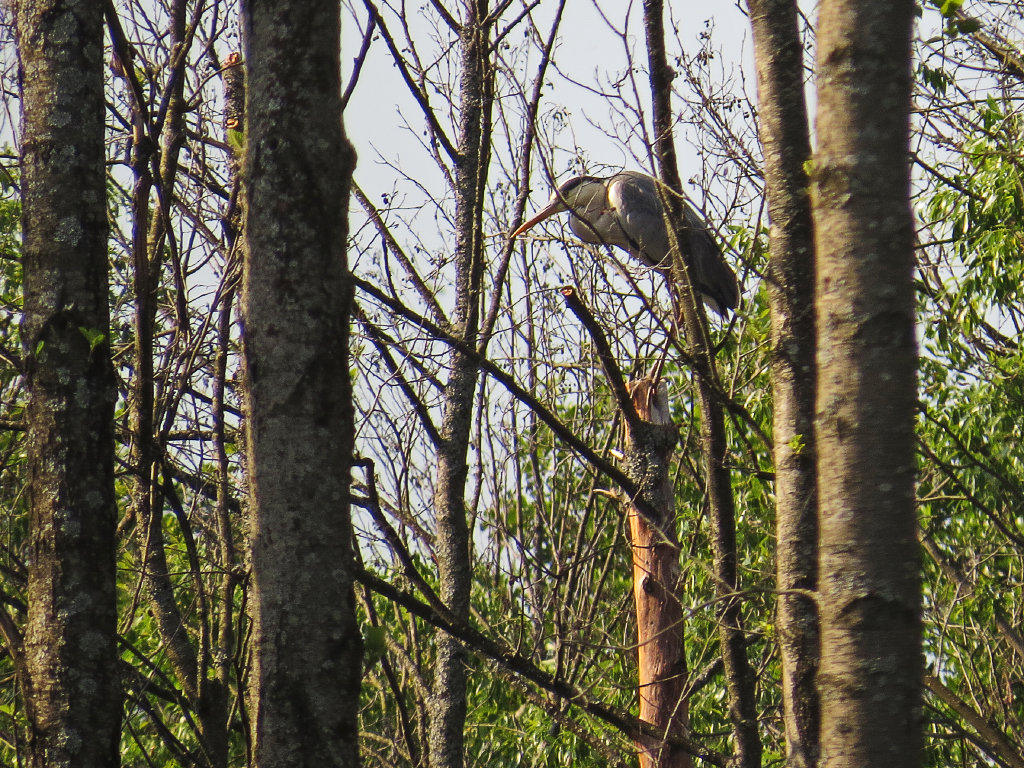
xmin=916 ymin=93 xmax=1024 ymax=764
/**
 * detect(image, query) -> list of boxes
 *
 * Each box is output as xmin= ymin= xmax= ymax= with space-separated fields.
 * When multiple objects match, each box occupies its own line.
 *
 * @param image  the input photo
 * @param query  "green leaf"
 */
xmin=227 ymin=128 xmax=245 ymax=153
xmin=919 ymin=64 xmax=950 ymax=95
xmin=955 ymin=16 xmax=982 ymax=34
xmin=363 ymin=625 xmax=387 ymax=666
xmin=0 ymin=166 xmax=15 ymax=193
xmin=78 ymin=326 xmax=106 ymax=353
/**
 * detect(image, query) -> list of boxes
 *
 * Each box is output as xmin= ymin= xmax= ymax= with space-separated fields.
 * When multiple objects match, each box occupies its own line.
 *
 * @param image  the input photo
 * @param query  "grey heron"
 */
xmin=510 ymin=170 xmax=739 ymax=316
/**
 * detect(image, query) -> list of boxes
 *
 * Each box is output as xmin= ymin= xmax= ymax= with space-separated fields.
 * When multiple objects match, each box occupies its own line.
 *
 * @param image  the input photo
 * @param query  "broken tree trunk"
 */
xmin=624 ymin=378 xmax=691 ymax=768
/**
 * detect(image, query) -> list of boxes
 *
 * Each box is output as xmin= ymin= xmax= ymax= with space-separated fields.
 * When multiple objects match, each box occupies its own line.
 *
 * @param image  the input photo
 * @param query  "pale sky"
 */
xmin=340 ymin=1 xmax=759 ymax=217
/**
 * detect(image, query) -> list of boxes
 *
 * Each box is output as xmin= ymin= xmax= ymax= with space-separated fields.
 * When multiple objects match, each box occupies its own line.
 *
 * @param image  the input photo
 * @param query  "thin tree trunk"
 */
xmin=642 ymin=3 xmax=761 ymax=766
xmin=624 ymin=379 xmax=691 ymax=768
xmin=205 ymin=47 xmax=246 ymax=764
xmin=111 ymin=3 xmax=221 ymax=753
xmin=745 ymin=3 xmax=819 ymax=766
xmin=241 ymin=0 xmax=361 ymax=765
xmin=812 ymin=2 xmax=922 ymax=767
xmin=428 ymin=5 xmax=492 ymax=768
xmin=15 ymin=0 xmax=121 ymax=764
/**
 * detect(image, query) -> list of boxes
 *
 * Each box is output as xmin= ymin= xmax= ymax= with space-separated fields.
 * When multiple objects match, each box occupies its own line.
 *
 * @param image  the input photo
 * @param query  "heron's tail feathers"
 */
xmin=675 ymin=209 xmax=740 ymax=317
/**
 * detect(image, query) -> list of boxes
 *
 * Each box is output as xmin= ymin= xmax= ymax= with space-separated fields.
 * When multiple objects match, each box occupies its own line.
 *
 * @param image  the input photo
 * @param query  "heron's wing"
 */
xmin=616 ymin=172 xmax=740 ymax=315
xmin=681 ymin=205 xmax=740 ymax=315
xmin=577 ymin=171 xmax=741 ymax=315
xmin=606 ymin=173 xmax=670 ymax=267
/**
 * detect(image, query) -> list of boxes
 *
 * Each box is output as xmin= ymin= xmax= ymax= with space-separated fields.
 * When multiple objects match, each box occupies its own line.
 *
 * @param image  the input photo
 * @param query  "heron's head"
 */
xmin=510 ymin=176 xmax=604 ymax=239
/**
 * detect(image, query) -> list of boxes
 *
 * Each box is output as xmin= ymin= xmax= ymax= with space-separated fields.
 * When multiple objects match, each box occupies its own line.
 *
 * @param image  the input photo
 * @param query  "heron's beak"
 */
xmin=510 ymin=199 xmax=563 ymax=239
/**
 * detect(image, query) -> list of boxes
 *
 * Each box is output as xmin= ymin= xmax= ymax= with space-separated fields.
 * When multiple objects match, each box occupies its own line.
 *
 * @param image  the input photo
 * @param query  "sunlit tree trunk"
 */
xmin=812 ymin=2 xmax=922 ymax=766
xmin=745 ymin=2 xmax=819 ymax=765
xmin=14 ymin=0 xmax=121 ymax=764
xmin=624 ymin=380 xmax=691 ymax=768
xmin=241 ymin=0 xmax=362 ymax=765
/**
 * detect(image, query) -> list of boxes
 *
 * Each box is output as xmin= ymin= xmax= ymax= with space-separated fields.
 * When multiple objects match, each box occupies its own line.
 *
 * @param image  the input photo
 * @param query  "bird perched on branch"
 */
xmin=510 ymin=170 xmax=739 ymax=316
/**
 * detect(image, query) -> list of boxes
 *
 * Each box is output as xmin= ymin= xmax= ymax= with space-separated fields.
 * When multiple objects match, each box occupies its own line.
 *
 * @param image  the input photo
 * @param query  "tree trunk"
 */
xmin=428 ymin=6 xmax=492 ymax=768
xmin=642 ymin=2 xmax=762 ymax=766
xmin=624 ymin=380 xmax=691 ymax=768
xmin=15 ymin=0 xmax=121 ymax=765
xmin=812 ymin=2 xmax=922 ymax=767
xmin=241 ymin=0 xmax=361 ymax=765
xmin=117 ymin=0 xmax=220 ymax=754
xmin=745 ymin=3 xmax=819 ymax=766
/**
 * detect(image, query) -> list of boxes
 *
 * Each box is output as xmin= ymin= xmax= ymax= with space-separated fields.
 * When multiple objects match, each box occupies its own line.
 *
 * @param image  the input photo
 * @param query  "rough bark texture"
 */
xmin=642 ymin=3 xmax=762 ymax=767
xmin=624 ymin=380 xmax=691 ymax=768
xmin=428 ymin=6 xmax=491 ymax=768
xmin=241 ymin=0 xmax=361 ymax=766
xmin=812 ymin=2 xmax=922 ymax=767
xmin=15 ymin=0 xmax=121 ymax=765
xmin=745 ymin=3 xmax=819 ymax=766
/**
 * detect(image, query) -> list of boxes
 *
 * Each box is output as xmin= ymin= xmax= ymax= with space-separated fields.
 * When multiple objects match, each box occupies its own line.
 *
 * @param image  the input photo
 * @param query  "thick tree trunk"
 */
xmin=745 ymin=3 xmax=819 ymax=766
xmin=241 ymin=1 xmax=361 ymax=766
xmin=812 ymin=2 xmax=922 ymax=767
xmin=15 ymin=0 xmax=121 ymax=765
xmin=624 ymin=380 xmax=691 ymax=768
xmin=642 ymin=3 xmax=761 ymax=767
xmin=428 ymin=6 xmax=491 ymax=768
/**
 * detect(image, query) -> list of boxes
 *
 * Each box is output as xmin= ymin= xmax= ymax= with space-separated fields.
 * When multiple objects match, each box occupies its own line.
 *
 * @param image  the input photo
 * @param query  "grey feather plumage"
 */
xmin=563 ymin=171 xmax=739 ymax=316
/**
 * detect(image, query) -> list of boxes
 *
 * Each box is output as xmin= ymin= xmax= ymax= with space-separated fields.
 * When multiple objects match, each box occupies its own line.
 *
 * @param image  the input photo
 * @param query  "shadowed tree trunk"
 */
xmin=14 ymin=0 xmax=121 ymax=765
xmin=241 ymin=0 xmax=362 ymax=765
xmin=811 ymin=2 xmax=922 ymax=766
xmin=642 ymin=2 xmax=762 ymax=766
xmin=745 ymin=2 xmax=819 ymax=765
